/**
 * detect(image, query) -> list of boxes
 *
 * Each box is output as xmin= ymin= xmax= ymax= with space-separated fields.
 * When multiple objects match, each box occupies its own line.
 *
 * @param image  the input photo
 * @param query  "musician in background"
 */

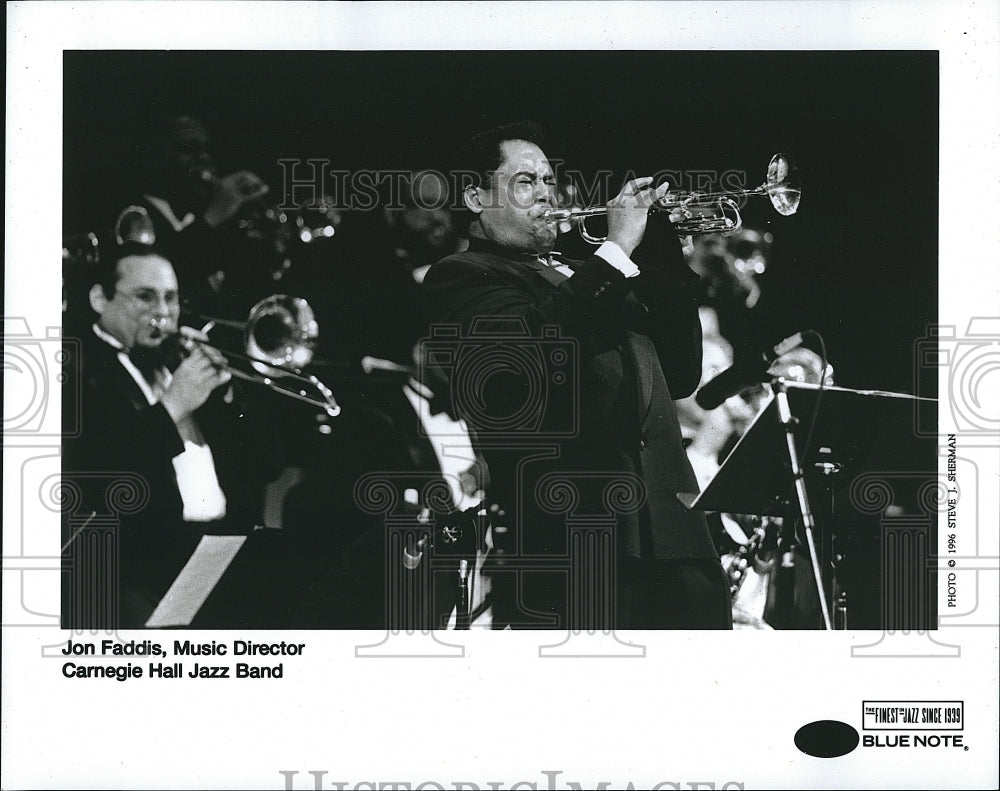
xmin=675 ymin=308 xmax=770 ymax=628
xmin=320 ymin=170 xmax=463 ymax=366
xmin=62 ymin=244 xmax=280 ymax=627
xmin=422 ymin=121 xmax=731 ymax=629
xmin=676 ymin=308 xmax=756 ymax=488
xmin=685 ymin=227 xmax=773 ymax=359
xmin=382 ymin=170 xmax=463 ymax=286
xmin=114 ymin=114 xmax=274 ymax=318
xmin=677 ymin=309 xmax=835 ymax=629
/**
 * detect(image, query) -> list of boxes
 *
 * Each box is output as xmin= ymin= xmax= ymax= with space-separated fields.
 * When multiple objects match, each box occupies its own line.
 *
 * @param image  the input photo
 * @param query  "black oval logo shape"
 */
xmin=794 ymin=720 xmax=860 ymax=757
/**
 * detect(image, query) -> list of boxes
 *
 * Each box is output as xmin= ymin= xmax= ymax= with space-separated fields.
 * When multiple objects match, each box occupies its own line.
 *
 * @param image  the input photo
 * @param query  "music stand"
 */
xmin=678 ymin=381 xmax=936 ymax=629
xmin=150 ymin=528 xmax=307 ymax=629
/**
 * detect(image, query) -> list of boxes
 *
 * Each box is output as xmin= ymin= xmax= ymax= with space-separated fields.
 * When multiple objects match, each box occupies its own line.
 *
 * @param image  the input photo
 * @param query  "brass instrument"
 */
xmin=544 ymin=153 xmax=801 ymax=244
xmin=164 ymin=294 xmax=341 ymax=416
xmin=114 ymin=205 xmax=156 ymax=246
xmin=197 ymin=170 xmax=341 ymax=248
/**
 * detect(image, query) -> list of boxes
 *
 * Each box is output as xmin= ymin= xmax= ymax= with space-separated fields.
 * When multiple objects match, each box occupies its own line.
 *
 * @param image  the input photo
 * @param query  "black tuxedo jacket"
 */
xmin=422 ymin=234 xmax=715 ymax=562
xmin=62 ymin=328 xmax=279 ymax=614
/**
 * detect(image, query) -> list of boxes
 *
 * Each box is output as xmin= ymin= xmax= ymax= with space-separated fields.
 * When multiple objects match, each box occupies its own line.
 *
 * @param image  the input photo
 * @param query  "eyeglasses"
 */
xmin=114 ymin=288 xmax=180 ymax=311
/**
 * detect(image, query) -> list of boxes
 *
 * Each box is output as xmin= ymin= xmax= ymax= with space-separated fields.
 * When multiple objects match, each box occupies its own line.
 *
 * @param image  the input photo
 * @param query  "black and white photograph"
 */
xmin=4 ymin=2 xmax=999 ymax=789
xmin=57 ymin=47 xmax=940 ymax=633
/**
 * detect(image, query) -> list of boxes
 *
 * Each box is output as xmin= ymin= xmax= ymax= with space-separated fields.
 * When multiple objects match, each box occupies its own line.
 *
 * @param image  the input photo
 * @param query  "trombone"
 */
xmin=169 ymin=294 xmax=341 ymax=417
xmin=544 ymin=153 xmax=801 ymax=244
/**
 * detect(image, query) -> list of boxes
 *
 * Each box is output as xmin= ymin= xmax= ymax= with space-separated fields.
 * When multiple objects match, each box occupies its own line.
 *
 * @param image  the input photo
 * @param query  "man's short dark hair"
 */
xmin=97 ymin=242 xmax=171 ymax=299
xmin=450 ymin=120 xmax=545 ymax=237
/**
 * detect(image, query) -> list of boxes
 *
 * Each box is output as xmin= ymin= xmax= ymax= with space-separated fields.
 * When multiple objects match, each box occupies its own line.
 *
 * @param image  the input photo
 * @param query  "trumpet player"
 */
xmin=114 ymin=114 xmax=274 ymax=317
xmin=422 ymin=121 xmax=732 ymax=629
xmin=62 ymin=244 xmax=279 ymax=627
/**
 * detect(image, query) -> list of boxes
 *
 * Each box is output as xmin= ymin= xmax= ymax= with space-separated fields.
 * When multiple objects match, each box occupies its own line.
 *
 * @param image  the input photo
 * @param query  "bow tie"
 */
xmin=533 ymin=251 xmax=567 ymax=268
xmin=407 ymin=380 xmax=456 ymax=419
xmin=128 ymin=345 xmax=168 ymax=387
xmin=425 ymin=392 xmax=457 ymax=419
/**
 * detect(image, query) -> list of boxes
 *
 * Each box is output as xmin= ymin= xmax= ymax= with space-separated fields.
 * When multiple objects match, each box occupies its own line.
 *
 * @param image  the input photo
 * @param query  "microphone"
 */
xmin=695 ymin=332 xmax=806 ymax=410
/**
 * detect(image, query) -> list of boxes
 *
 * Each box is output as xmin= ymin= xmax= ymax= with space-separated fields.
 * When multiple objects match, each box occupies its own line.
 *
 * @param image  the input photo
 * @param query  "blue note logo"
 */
xmin=794 ymin=720 xmax=861 ymax=758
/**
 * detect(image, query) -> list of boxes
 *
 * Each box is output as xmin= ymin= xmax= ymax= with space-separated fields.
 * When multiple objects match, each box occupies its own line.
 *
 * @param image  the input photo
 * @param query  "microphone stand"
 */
xmin=401 ymin=505 xmax=483 ymax=630
xmin=456 ymin=559 xmax=471 ymax=630
xmin=773 ymin=379 xmax=832 ymax=630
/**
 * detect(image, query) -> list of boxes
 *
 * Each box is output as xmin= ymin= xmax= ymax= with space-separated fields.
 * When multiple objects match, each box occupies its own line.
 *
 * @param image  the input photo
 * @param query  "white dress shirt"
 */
xmin=143 ymin=194 xmax=196 ymax=231
xmin=403 ymin=377 xmax=480 ymax=511
xmin=92 ymin=324 xmax=227 ymax=522
xmin=594 ymin=240 xmax=640 ymax=278
xmin=541 ymin=241 xmax=639 ymax=281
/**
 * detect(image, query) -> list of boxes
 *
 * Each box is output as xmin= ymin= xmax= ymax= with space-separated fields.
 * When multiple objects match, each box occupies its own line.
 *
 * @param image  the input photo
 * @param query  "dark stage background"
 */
xmin=63 ymin=50 xmax=938 ymax=396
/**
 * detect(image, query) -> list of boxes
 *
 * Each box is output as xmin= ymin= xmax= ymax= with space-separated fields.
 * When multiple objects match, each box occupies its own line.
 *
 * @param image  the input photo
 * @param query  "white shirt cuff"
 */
xmin=594 ymin=241 xmax=640 ymax=278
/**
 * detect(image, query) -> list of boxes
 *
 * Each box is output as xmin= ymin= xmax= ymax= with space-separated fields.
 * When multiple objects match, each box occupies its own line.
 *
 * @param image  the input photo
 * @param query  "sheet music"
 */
xmin=145 ymin=535 xmax=246 ymax=627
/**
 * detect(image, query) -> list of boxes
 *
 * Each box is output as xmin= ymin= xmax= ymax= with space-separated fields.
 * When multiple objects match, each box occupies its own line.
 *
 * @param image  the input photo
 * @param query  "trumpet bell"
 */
xmin=114 ymin=205 xmax=157 ymax=245
xmin=245 ymin=294 xmax=319 ymax=370
xmin=765 ymin=153 xmax=801 ymax=217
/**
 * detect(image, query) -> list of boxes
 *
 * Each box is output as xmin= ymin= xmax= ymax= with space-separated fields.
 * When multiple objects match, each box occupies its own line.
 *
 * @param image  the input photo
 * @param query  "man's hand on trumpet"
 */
xmin=203 ymin=170 xmax=270 ymax=229
xmin=606 ymin=177 xmax=688 ymax=257
xmin=160 ymin=327 xmax=232 ymax=424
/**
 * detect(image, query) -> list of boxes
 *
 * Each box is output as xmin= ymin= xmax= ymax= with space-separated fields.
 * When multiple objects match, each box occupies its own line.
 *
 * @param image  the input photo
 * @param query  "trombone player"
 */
xmin=62 ymin=243 xmax=280 ymax=628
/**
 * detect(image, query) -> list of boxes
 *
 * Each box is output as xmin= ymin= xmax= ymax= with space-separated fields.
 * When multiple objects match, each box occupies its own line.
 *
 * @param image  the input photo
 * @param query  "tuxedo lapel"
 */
xmin=88 ymin=335 xmax=154 ymax=412
xmin=533 ymin=265 xmax=571 ymax=288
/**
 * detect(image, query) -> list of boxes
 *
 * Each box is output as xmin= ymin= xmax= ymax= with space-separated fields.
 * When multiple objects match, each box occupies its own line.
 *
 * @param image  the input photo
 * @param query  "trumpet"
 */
xmin=158 ymin=294 xmax=341 ymax=417
xmin=197 ymin=170 xmax=341 ymax=247
xmin=544 ymin=153 xmax=801 ymax=244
